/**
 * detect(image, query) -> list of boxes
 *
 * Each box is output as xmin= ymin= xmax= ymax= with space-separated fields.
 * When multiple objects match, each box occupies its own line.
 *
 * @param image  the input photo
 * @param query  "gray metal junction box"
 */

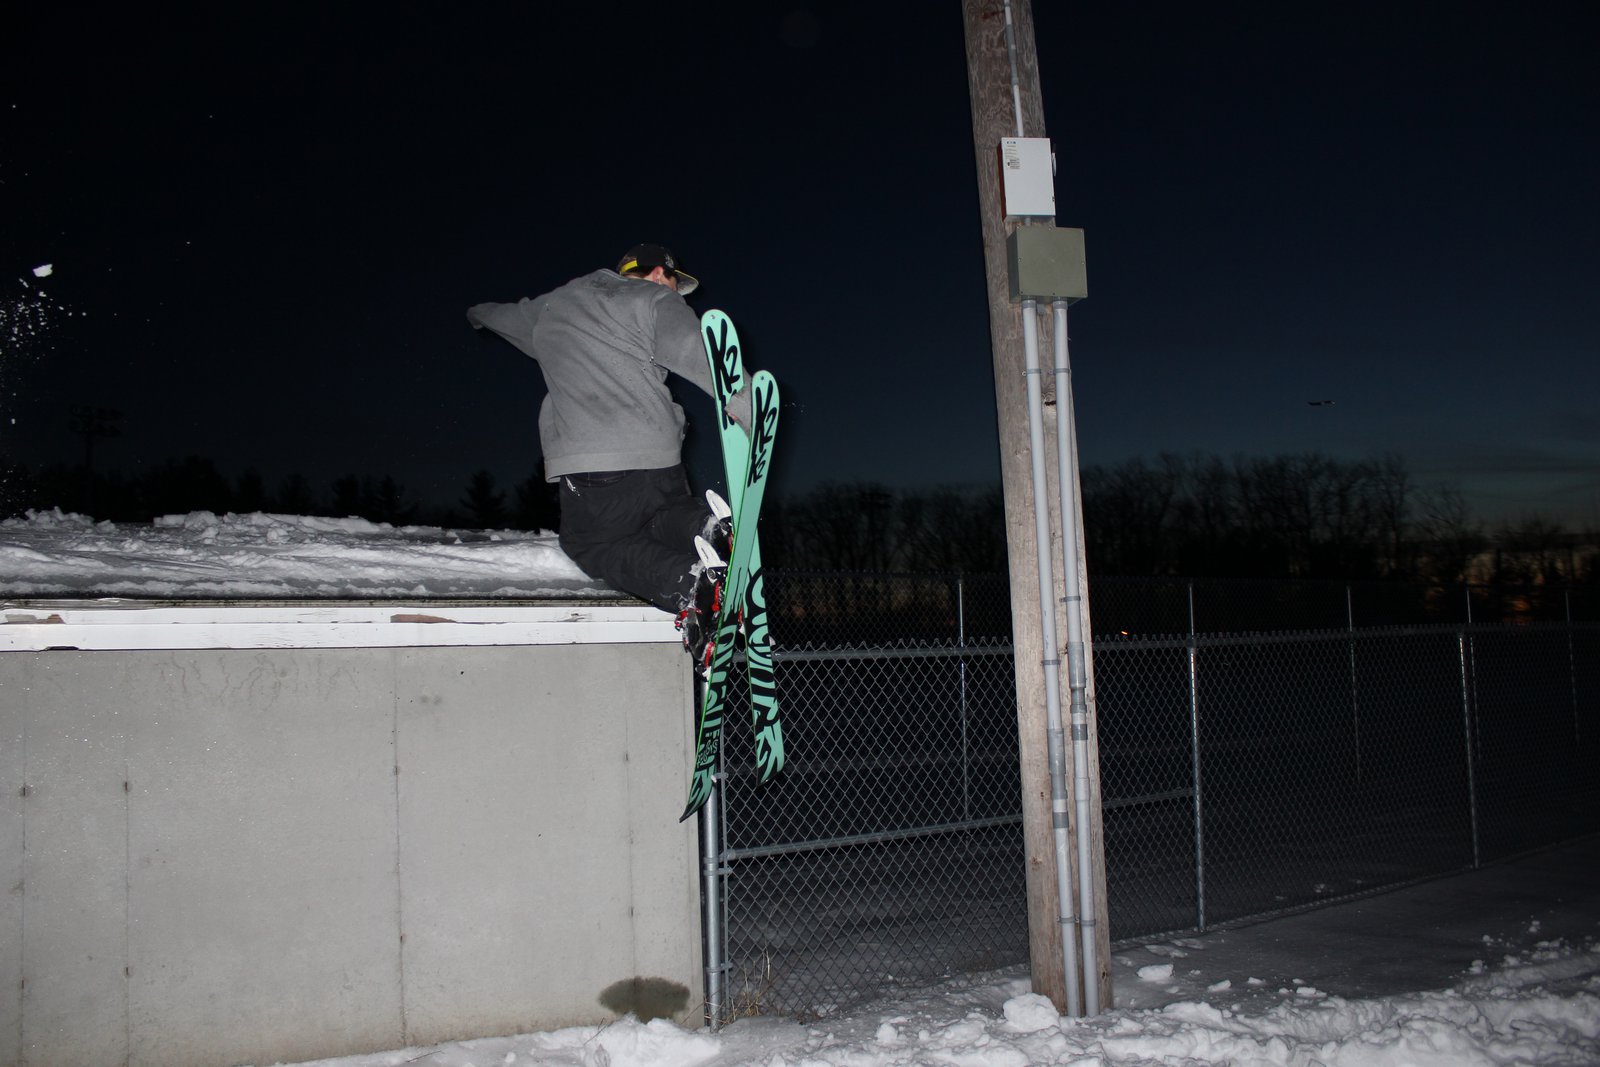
xmin=1008 ymin=226 xmax=1087 ymax=304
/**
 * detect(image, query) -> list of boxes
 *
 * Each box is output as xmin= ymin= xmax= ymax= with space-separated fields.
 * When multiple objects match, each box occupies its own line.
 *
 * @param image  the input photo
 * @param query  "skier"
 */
xmin=467 ymin=243 xmax=748 ymax=658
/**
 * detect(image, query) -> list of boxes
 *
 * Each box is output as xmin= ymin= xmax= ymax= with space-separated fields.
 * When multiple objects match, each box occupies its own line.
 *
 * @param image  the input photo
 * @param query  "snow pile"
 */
xmin=287 ymin=939 xmax=1600 ymax=1066
xmin=0 ymin=509 xmax=615 ymax=599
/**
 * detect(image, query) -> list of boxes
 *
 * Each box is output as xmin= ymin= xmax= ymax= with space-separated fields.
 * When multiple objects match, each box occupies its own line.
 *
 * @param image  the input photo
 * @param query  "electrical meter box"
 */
xmin=1008 ymin=226 xmax=1087 ymax=303
xmin=999 ymin=137 xmax=1055 ymax=218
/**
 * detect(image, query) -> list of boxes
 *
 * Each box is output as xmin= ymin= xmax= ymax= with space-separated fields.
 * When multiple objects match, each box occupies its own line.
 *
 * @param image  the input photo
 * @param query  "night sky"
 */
xmin=3 ymin=3 xmax=1596 ymax=525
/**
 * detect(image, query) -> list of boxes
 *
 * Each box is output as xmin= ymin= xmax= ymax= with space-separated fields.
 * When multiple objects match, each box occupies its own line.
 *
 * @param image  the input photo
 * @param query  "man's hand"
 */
xmin=726 ymin=390 xmax=754 ymax=430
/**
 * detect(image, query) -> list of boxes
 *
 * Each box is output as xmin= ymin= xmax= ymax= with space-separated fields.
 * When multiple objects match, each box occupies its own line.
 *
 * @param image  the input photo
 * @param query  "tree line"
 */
xmin=3 ymin=450 xmax=1594 ymax=585
xmin=1077 ymin=451 xmax=1595 ymax=586
xmin=0 ymin=457 xmax=560 ymax=533
xmin=762 ymin=452 xmax=1596 ymax=587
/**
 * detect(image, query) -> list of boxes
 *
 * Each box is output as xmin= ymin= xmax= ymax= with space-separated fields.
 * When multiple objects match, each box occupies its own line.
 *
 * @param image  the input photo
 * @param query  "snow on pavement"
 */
xmin=280 ymin=943 xmax=1599 ymax=1066
xmin=282 ymin=838 xmax=1600 ymax=1067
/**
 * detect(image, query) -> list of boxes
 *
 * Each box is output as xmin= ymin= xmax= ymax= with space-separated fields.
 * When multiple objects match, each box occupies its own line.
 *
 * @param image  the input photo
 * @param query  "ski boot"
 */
xmin=676 ymin=537 xmax=726 ymax=673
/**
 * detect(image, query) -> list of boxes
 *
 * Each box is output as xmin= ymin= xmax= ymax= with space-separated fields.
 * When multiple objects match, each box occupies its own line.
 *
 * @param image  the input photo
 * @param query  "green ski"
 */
xmin=682 ymin=311 xmax=784 ymax=819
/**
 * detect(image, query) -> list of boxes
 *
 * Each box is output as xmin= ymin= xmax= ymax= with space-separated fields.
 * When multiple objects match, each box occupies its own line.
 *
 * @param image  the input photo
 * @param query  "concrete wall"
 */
xmin=0 ymin=641 xmax=700 ymax=1067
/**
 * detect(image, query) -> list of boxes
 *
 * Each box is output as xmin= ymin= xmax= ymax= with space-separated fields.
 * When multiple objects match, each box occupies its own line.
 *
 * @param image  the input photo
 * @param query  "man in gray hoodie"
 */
xmin=467 ymin=244 xmax=749 ymax=655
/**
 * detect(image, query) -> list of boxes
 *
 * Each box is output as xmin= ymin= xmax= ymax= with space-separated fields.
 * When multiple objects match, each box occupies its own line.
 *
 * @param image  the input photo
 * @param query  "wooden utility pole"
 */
xmin=960 ymin=0 xmax=1112 ymax=1012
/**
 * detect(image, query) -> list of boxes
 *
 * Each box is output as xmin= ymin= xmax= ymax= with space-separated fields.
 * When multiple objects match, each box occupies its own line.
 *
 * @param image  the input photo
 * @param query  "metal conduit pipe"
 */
xmin=701 ymin=770 xmax=724 ymax=1025
xmin=1021 ymin=299 xmax=1084 ymax=1016
xmin=1051 ymin=299 xmax=1100 ymax=1014
xmin=1002 ymin=0 xmax=1026 ymax=138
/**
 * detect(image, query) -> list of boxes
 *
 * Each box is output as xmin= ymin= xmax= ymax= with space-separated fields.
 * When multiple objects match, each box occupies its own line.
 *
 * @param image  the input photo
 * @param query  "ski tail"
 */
xmin=706 ymin=489 xmax=731 ymax=522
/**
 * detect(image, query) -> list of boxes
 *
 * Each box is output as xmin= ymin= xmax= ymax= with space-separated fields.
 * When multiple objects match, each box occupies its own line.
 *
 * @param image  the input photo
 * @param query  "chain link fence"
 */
xmin=712 ymin=573 xmax=1019 ymax=1020
xmin=1092 ymin=577 xmax=1600 ymax=941
xmin=708 ymin=572 xmax=1600 ymax=1021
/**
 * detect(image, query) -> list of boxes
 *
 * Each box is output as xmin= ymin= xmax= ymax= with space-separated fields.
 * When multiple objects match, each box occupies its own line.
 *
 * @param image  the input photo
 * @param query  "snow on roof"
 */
xmin=0 ymin=508 xmax=619 ymax=601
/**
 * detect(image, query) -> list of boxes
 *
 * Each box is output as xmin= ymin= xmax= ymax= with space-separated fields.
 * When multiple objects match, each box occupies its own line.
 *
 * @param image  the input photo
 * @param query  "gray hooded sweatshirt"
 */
xmin=468 ymin=270 xmax=750 ymax=481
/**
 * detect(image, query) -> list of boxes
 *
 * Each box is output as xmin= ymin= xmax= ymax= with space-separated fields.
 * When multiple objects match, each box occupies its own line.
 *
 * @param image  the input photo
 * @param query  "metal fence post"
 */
xmin=959 ymin=572 xmax=971 ymax=824
xmin=1457 ymin=628 xmax=1481 ymax=869
xmin=701 ymin=771 xmax=725 ymax=1028
xmin=1187 ymin=580 xmax=1207 ymax=931
xmin=1348 ymin=584 xmax=1362 ymax=785
xmin=1568 ymin=586 xmax=1581 ymax=746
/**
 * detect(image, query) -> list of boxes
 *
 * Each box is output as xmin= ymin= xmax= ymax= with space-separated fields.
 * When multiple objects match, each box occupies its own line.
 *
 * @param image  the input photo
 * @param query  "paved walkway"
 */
xmin=1110 ymin=833 xmax=1600 ymax=1010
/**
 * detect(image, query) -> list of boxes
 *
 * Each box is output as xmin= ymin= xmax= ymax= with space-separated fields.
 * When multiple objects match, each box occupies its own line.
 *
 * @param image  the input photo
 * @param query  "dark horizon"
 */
xmin=3 ymin=4 xmax=1597 ymax=529
xmin=8 ymin=444 xmax=1596 ymax=588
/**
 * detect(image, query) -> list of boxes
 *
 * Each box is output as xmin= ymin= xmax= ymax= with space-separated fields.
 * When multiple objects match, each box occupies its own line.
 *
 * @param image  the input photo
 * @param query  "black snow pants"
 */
xmin=556 ymin=464 xmax=709 ymax=615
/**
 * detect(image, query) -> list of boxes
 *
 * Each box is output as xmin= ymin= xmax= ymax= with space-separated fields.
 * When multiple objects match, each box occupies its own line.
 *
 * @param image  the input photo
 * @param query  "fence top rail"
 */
xmin=1093 ymin=620 xmax=1599 ymax=651
xmin=770 ymin=568 xmax=984 ymax=581
xmin=759 ymin=619 xmax=1597 ymax=657
xmin=771 ymin=638 xmax=1014 ymax=662
xmin=773 ymin=569 xmax=1596 ymax=593
xmin=1088 ymin=574 xmax=1596 ymax=593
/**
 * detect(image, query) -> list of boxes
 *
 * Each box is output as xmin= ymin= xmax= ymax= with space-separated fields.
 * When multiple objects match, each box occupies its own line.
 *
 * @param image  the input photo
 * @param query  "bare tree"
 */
xmin=272 ymin=473 xmax=317 ymax=515
xmin=1367 ymin=452 xmax=1412 ymax=576
xmin=787 ymin=482 xmax=899 ymax=572
xmin=1491 ymin=515 xmax=1572 ymax=585
xmin=1168 ymin=452 xmax=1239 ymax=574
xmin=1235 ymin=454 xmax=1324 ymax=576
xmin=1083 ymin=455 xmax=1180 ymax=573
xmin=332 ymin=474 xmax=365 ymax=517
xmin=1412 ymin=483 xmax=1484 ymax=584
xmin=900 ymin=486 xmax=1007 ymax=574
xmin=369 ymin=476 xmax=417 ymax=526
xmin=460 ymin=469 xmax=507 ymax=529
xmin=1227 ymin=452 xmax=1406 ymax=578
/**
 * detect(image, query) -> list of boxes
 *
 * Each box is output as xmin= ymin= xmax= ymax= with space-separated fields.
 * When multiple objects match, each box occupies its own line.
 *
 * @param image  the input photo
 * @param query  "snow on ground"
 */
xmin=0 ymin=508 xmax=615 ymax=599
xmin=284 ymin=838 xmax=1600 ymax=1067
xmin=280 ymin=948 xmax=1599 ymax=1067
xmin=6 ymin=510 xmax=1597 ymax=1064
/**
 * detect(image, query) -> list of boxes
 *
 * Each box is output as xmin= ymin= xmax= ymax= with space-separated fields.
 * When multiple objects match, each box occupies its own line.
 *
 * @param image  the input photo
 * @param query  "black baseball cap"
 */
xmin=616 ymin=243 xmax=699 ymax=295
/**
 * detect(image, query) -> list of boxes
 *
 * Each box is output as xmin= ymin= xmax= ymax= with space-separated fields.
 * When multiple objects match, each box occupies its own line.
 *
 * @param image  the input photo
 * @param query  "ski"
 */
xmin=681 ymin=312 xmax=784 ymax=819
xmin=740 ymin=373 xmax=783 ymax=784
xmin=681 ymin=311 xmax=748 ymax=817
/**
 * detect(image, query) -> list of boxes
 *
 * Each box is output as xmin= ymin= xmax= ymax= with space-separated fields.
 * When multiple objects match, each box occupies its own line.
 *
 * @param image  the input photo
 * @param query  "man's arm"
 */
xmin=467 ymin=299 xmax=540 ymax=356
xmin=652 ymin=294 xmax=754 ymax=427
